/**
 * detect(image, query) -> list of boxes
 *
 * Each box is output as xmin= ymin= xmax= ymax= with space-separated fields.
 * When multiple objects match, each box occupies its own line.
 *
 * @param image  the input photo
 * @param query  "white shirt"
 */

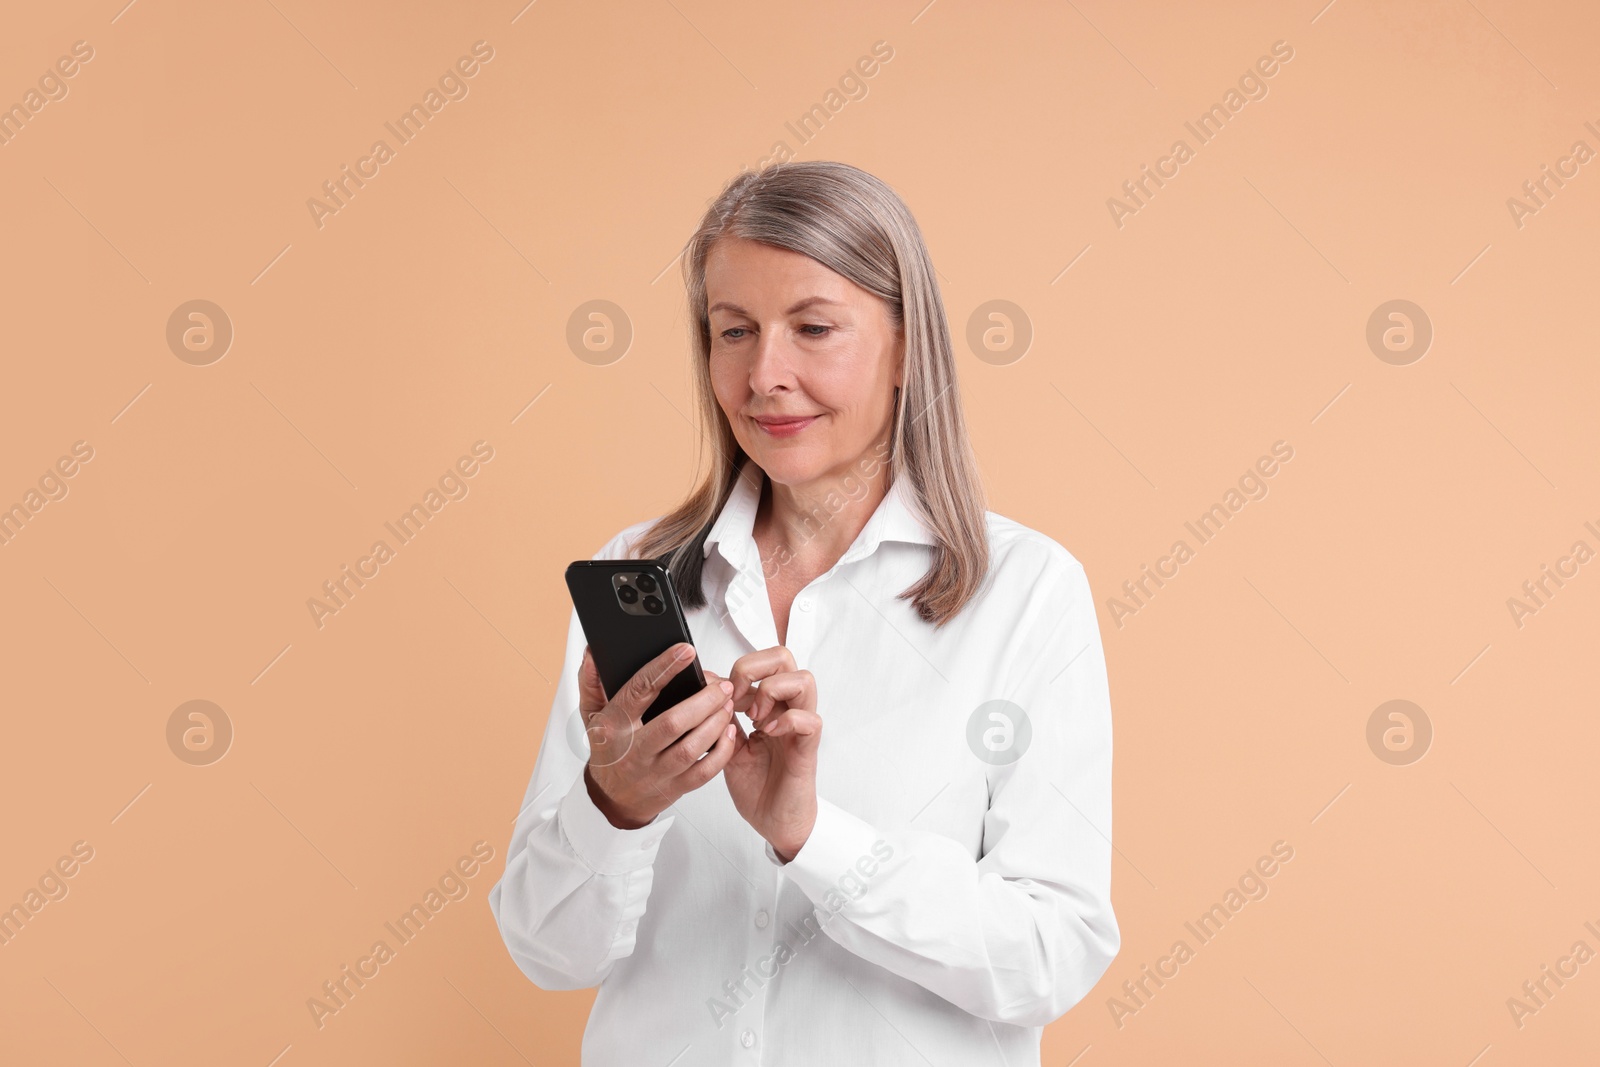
xmin=490 ymin=461 xmax=1119 ymax=1066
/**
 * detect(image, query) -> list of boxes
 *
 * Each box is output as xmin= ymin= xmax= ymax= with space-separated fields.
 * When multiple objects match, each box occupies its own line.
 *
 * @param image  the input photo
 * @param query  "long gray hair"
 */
xmin=631 ymin=161 xmax=989 ymax=628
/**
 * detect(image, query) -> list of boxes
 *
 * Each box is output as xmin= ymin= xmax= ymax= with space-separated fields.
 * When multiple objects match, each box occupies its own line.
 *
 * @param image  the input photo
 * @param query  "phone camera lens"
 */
xmin=636 ymin=573 xmax=658 ymax=594
xmin=617 ymin=584 xmax=639 ymax=605
xmin=643 ymin=595 xmax=664 ymax=615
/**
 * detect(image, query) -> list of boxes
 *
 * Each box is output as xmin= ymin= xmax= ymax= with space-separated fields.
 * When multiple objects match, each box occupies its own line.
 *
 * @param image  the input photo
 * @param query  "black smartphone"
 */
xmin=565 ymin=559 xmax=706 ymax=726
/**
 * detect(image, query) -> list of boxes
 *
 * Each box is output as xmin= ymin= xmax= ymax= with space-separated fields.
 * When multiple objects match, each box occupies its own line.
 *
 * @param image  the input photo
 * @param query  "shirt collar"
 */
xmin=702 ymin=456 xmax=935 ymax=569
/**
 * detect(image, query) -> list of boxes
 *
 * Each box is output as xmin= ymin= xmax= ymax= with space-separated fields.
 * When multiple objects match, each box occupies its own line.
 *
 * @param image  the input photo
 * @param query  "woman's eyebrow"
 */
xmin=708 ymin=296 xmax=845 ymax=316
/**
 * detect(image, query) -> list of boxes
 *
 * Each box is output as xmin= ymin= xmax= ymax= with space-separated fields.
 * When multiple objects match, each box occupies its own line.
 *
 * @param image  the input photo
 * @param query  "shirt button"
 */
xmin=797 ymin=599 xmax=812 ymax=612
xmin=740 ymin=1030 xmax=756 ymax=1048
xmin=755 ymin=910 xmax=769 ymax=928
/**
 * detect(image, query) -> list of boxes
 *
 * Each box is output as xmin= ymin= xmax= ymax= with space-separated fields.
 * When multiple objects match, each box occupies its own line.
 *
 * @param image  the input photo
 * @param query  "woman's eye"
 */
xmin=800 ymin=325 xmax=831 ymax=337
xmin=721 ymin=327 xmax=749 ymax=340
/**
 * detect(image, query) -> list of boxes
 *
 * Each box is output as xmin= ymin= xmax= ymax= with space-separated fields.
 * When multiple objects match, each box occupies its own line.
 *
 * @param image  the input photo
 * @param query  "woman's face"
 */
xmin=704 ymin=237 xmax=902 ymax=490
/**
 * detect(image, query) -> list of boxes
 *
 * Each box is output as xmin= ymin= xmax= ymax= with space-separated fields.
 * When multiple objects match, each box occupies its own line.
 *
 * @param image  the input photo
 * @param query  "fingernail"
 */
xmin=719 ymin=679 xmax=733 ymax=694
xmin=676 ymin=646 xmax=694 ymax=661
xmin=725 ymin=724 xmax=736 ymax=740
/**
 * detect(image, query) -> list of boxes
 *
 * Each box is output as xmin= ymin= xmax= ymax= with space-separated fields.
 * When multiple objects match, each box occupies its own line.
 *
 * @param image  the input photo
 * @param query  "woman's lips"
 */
xmin=753 ymin=415 xmax=818 ymax=438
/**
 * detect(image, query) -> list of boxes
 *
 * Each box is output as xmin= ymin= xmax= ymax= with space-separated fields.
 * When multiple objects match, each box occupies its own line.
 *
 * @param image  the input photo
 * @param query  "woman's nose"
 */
xmin=747 ymin=330 xmax=796 ymax=393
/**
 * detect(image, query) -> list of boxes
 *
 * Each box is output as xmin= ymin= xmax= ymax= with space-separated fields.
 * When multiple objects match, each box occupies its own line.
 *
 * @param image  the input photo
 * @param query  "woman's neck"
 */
xmin=752 ymin=456 xmax=890 ymax=575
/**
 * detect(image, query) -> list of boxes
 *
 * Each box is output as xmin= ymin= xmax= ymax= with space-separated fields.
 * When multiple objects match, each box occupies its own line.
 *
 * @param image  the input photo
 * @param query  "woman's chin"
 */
xmin=747 ymin=447 xmax=827 ymax=487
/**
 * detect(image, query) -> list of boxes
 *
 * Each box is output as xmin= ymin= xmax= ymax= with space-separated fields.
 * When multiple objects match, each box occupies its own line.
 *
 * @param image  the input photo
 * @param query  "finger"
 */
xmin=755 ymin=707 xmax=823 ymax=746
xmin=613 ymin=642 xmax=698 ymax=723
xmin=639 ymin=677 xmax=734 ymax=755
xmin=660 ymin=696 xmax=734 ymax=776
xmin=577 ymin=646 xmax=607 ymax=713
xmin=669 ymin=715 xmax=740 ymax=791
xmin=748 ymin=670 xmax=816 ymax=722
xmin=727 ymin=647 xmax=797 ymax=711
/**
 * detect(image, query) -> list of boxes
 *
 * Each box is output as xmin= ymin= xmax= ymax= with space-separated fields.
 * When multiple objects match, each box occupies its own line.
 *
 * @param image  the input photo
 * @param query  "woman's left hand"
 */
xmin=708 ymin=646 xmax=820 ymax=863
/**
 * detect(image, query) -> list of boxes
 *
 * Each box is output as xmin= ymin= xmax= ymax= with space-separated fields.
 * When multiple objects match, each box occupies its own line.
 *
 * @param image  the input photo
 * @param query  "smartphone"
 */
xmin=565 ymin=559 xmax=706 ymax=726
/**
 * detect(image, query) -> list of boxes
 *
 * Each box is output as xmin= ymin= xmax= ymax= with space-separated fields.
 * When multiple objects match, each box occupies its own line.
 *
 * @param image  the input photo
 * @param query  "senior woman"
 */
xmin=490 ymin=161 xmax=1119 ymax=1065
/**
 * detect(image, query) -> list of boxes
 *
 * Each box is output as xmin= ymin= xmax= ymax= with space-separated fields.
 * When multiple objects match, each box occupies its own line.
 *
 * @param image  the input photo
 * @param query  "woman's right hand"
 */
xmin=579 ymin=641 xmax=738 ymax=829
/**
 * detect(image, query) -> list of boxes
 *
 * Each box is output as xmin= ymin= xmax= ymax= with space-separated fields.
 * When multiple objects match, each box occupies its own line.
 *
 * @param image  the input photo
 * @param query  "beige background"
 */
xmin=2 ymin=0 xmax=1597 ymax=1063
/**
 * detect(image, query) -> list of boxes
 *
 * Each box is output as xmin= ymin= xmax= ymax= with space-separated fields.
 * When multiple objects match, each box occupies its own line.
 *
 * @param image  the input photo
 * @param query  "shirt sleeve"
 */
xmin=771 ymin=553 xmax=1120 ymax=1027
xmin=488 ymin=536 xmax=677 ymax=991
